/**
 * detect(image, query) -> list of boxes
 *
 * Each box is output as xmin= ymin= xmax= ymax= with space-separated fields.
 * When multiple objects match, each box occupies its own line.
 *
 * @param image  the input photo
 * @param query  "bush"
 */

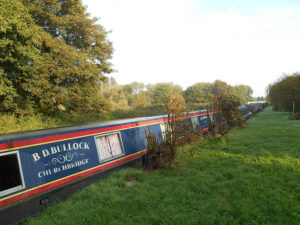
xmin=208 ymin=94 xmax=247 ymax=136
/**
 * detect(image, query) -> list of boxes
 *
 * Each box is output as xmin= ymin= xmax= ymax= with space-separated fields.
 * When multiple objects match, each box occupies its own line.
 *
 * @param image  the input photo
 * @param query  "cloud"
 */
xmin=83 ymin=0 xmax=300 ymax=96
xmin=190 ymin=7 xmax=300 ymax=94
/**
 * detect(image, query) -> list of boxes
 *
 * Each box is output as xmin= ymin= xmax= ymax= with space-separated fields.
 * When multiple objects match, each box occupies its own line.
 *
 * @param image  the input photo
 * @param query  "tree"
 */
xmin=122 ymin=82 xmax=145 ymax=95
xmin=151 ymin=83 xmax=182 ymax=105
xmin=256 ymin=96 xmax=265 ymax=101
xmin=0 ymin=0 xmax=113 ymax=114
xmin=101 ymin=81 xmax=129 ymax=110
xmin=233 ymin=85 xmax=253 ymax=104
xmin=0 ymin=0 xmax=42 ymax=112
xmin=131 ymin=93 xmax=150 ymax=108
xmin=183 ymin=80 xmax=253 ymax=109
xmin=267 ymin=73 xmax=300 ymax=111
xmin=210 ymin=80 xmax=233 ymax=97
xmin=183 ymin=82 xmax=212 ymax=104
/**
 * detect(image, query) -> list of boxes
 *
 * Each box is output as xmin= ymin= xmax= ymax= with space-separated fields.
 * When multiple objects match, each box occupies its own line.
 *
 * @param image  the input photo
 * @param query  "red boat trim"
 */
xmin=0 ymin=150 xmax=147 ymax=208
xmin=0 ymin=111 xmax=212 ymax=152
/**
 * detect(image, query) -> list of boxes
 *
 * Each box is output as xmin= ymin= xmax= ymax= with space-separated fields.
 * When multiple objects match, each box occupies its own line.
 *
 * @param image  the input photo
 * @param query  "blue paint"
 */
xmin=0 ymin=105 xmax=264 ymax=204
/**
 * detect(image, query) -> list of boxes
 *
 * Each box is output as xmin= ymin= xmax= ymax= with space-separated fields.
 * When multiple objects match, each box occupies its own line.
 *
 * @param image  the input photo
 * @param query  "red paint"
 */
xmin=0 ymin=150 xmax=146 ymax=207
xmin=0 ymin=120 xmax=162 ymax=151
xmin=0 ymin=111 xmax=211 ymax=151
xmin=0 ymin=110 xmax=215 ymax=207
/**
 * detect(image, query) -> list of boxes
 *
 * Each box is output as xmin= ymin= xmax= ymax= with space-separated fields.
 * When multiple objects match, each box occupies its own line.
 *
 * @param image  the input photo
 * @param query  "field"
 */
xmin=24 ymin=108 xmax=300 ymax=225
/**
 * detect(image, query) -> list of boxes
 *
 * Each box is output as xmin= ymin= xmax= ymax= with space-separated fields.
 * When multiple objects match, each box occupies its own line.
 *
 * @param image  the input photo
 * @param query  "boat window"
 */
xmin=191 ymin=117 xmax=199 ymax=129
xmin=0 ymin=151 xmax=25 ymax=197
xmin=95 ymin=133 xmax=125 ymax=163
xmin=160 ymin=123 xmax=167 ymax=140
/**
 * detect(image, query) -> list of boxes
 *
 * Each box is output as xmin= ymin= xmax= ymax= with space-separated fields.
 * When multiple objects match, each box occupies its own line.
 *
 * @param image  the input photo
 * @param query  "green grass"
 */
xmin=0 ymin=114 xmax=62 ymax=134
xmin=0 ymin=105 xmax=167 ymax=134
xmin=24 ymin=108 xmax=300 ymax=225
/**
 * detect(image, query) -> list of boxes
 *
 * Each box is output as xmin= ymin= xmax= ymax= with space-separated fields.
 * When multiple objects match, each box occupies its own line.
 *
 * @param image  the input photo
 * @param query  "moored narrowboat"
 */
xmin=0 ymin=109 xmax=215 ymax=224
xmin=0 ymin=103 xmax=262 ymax=224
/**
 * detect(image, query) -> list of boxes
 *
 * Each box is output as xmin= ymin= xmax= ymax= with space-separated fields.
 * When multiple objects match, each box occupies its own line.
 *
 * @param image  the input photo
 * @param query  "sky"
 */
xmin=82 ymin=0 xmax=300 ymax=96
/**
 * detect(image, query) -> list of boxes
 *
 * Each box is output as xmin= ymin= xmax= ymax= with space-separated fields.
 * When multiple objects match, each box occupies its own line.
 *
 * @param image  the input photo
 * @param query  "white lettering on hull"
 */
xmin=37 ymin=158 xmax=89 ymax=178
xmin=32 ymin=142 xmax=90 ymax=162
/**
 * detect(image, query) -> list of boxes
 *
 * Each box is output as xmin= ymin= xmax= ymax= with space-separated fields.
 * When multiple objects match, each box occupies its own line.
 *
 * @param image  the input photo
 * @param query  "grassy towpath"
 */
xmin=25 ymin=108 xmax=300 ymax=225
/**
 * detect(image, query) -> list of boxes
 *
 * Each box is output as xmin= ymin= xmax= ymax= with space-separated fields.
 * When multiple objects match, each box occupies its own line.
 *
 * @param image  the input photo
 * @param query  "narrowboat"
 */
xmin=0 ymin=109 xmax=218 ymax=224
xmin=0 ymin=104 xmax=258 ymax=224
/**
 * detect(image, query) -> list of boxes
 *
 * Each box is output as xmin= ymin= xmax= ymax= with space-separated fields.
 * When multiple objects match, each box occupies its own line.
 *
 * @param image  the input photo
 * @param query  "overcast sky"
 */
xmin=82 ymin=0 xmax=300 ymax=96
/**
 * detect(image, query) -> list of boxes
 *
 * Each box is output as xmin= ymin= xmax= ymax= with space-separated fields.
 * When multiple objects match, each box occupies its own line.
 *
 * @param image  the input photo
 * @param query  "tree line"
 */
xmin=267 ymin=72 xmax=300 ymax=111
xmin=1 ymin=0 xmax=254 ymax=116
xmin=102 ymin=78 xmax=254 ymax=111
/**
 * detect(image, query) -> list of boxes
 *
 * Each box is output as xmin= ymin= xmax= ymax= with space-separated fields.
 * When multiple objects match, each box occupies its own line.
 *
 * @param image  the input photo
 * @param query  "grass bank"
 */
xmin=24 ymin=108 xmax=300 ymax=225
xmin=0 ymin=105 xmax=167 ymax=134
